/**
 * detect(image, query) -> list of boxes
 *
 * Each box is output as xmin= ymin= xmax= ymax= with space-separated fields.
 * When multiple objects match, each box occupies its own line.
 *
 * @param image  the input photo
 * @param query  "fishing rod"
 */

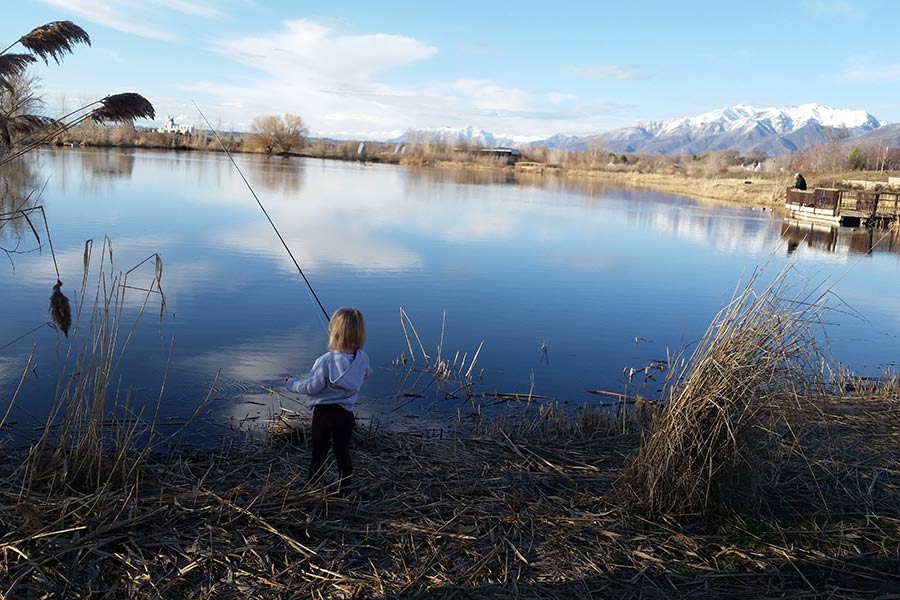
xmin=192 ymin=102 xmax=330 ymax=323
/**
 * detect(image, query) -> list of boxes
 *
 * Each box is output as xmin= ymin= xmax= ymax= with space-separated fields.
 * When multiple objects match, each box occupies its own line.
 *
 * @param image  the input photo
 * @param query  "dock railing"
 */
xmin=786 ymin=187 xmax=900 ymax=220
xmin=786 ymin=188 xmax=839 ymax=215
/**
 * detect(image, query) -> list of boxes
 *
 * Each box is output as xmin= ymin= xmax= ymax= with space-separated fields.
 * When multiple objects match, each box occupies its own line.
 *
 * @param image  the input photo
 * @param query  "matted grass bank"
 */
xmin=1 ymin=393 xmax=899 ymax=599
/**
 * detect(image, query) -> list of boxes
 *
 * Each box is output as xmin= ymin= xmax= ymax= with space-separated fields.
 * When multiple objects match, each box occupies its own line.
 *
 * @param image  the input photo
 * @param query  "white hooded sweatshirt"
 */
xmin=285 ymin=349 xmax=371 ymax=412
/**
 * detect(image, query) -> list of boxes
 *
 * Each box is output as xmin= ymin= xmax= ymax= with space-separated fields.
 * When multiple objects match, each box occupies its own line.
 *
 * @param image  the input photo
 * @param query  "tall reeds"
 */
xmin=24 ymin=237 xmax=166 ymax=494
xmin=395 ymin=307 xmax=484 ymax=401
xmin=624 ymin=267 xmax=828 ymax=516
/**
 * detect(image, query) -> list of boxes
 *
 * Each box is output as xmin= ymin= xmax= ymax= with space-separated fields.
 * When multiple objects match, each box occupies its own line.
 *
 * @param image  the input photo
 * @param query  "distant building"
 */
xmin=481 ymin=147 xmax=522 ymax=164
xmin=157 ymin=116 xmax=194 ymax=135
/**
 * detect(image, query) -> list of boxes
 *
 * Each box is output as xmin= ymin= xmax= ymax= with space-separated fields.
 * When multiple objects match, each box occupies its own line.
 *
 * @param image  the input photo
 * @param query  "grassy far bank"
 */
xmin=49 ymin=122 xmax=900 ymax=209
xmin=2 ymin=261 xmax=900 ymax=598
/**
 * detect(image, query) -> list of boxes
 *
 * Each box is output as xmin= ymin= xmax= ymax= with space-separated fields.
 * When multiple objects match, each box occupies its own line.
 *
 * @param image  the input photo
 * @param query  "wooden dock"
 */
xmin=785 ymin=187 xmax=900 ymax=226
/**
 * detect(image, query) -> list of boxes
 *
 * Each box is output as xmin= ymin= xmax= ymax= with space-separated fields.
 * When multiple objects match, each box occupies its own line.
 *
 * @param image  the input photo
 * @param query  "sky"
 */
xmin=4 ymin=0 xmax=900 ymax=140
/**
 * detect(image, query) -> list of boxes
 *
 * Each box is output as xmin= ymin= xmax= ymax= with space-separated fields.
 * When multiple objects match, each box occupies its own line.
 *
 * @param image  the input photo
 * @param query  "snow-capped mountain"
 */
xmin=390 ymin=126 xmax=541 ymax=148
xmin=585 ymin=104 xmax=883 ymax=156
xmin=393 ymin=104 xmax=885 ymax=156
xmin=850 ymin=122 xmax=900 ymax=148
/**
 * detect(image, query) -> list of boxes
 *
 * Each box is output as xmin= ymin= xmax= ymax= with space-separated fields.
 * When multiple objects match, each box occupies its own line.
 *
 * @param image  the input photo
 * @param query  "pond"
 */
xmin=2 ymin=148 xmax=900 ymax=439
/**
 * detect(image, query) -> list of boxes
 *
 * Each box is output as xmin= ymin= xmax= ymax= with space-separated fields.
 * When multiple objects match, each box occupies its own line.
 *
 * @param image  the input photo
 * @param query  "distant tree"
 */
xmin=848 ymin=146 xmax=867 ymax=171
xmin=821 ymin=127 xmax=849 ymax=174
xmin=0 ymin=72 xmax=51 ymax=148
xmin=584 ymin=139 xmax=606 ymax=166
xmin=250 ymin=113 xmax=308 ymax=155
xmin=744 ymin=148 xmax=768 ymax=165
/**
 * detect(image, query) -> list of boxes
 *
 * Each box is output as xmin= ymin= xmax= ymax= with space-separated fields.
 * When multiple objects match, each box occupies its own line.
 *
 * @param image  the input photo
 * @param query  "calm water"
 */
xmin=2 ymin=148 xmax=900 ymax=437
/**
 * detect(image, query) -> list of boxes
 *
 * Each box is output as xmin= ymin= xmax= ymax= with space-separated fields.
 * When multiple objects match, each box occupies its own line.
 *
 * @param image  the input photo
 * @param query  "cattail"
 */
xmin=49 ymin=279 xmax=72 ymax=338
xmin=16 ymin=21 xmax=91 ymax=65
xmin=91 ymin=93 xmax=155 ymax=123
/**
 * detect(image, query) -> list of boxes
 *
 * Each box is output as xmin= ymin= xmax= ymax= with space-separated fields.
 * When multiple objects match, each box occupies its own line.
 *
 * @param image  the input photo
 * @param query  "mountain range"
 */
xmin=396 ymin=104 xmax=894 ymax=156
xmin=392 ymin=126 xmax=539 ymax=149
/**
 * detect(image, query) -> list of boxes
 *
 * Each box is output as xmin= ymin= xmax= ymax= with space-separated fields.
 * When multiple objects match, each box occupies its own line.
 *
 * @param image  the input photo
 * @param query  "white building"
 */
xmin=157 ymin=116 xmax=194 ymax=135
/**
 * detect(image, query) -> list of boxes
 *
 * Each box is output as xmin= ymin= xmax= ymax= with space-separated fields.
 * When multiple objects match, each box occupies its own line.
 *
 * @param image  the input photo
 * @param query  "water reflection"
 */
xmin=781 ymin=219 xmax=900 ymax=257
xmin=80 ymin=150 xmax=135 ymax=180
xmin=244 ymin=156 xmax=305 ymax=194
xmin=406 ymin=166 xmax=655 ymax=197
xmin=5 ymin=149 xmax=900 ymax=439
xmin=0 ymin=160 xmax=42 ymax=240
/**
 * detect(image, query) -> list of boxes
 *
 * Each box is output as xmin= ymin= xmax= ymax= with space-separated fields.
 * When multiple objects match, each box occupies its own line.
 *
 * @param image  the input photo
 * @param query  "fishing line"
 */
xmin=192 ymin=102 xmax=330 ymax=325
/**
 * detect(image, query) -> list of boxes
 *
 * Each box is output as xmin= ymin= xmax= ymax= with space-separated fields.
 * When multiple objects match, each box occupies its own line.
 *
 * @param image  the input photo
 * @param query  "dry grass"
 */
xmin=1 ymin=394 xmax=899 ymax=598
xmin=624 ymin=268 xmax=830 ymax=516
xmin=564 ymin=169 xmax=787 ymax=206
xmin=394 ymin=307 xmax=485 ymax=402
xmin=16 ymin=237 xmax=166 ymax=496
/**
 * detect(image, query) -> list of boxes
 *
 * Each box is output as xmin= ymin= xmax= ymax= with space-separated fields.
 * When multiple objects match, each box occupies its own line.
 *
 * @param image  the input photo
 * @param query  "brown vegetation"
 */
xmin=625 ymin=268 xmax=823 ymax=515
xmin=2 ymin=258 xmax=900 ymax=597
xmin=246 ymin=113 xmax=308 ymax=155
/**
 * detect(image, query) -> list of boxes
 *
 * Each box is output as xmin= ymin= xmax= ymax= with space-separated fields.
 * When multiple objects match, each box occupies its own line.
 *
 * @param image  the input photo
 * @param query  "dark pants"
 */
xmin=309 ymin=404 xmax=355 ymax=488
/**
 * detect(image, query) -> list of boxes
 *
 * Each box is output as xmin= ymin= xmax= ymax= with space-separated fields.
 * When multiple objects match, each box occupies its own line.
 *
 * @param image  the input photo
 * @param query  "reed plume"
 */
xmin=49 ymin=279 xmax=71 ymax=338
xmin=50 ymin=279 xmax=72 ymax=338
xmin=14 ymin=21 xmax=91 ymax=64
xmin=0 ymin=54 xmax=36 ymax=91
xmin=91 ymin=93 xmax=156 ymax=123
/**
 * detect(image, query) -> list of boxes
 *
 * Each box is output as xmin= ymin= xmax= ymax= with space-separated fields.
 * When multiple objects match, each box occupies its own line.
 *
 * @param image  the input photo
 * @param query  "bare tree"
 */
xmin=585 ymin=139 xmax=606 ymax=167
xmin=250 ymin=113 xmax=308 ymax=155
xmin=0 ymin=72 xmax=51 ymax=148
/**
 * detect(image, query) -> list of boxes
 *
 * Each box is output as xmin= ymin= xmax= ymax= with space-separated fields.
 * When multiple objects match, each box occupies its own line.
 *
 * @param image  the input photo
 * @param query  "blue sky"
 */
xmin=4 ymin=0 xmax=900 ymax=139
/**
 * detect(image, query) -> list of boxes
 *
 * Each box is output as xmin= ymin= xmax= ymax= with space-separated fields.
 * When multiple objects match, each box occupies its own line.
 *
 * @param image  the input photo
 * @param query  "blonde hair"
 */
xmin=329 ymin=307 xmax=366 ymax=352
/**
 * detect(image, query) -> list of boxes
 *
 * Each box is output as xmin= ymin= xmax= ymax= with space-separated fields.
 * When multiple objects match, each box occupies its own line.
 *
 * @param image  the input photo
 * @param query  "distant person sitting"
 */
xmin=794 ymin=173 xmax=807 ymax=191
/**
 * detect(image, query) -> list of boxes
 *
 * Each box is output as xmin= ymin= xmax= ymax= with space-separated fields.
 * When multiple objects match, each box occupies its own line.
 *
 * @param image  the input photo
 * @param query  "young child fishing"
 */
xmin=285 ymin=307 xmax=371 ymax=493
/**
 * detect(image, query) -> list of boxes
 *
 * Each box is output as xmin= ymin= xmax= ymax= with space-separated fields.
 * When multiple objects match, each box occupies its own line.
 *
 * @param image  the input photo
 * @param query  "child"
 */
xmin=285 ymin=307 xmax=371 ymax=491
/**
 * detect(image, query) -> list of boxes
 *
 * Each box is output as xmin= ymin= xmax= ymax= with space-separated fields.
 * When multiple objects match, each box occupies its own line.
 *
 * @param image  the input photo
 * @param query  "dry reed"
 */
xmin=624 ymin=267 xmax=828 ymax=516
xmin=0 ymin=54 xmax=35 ymax=91
xmin=2 ymin=393 xmax=898 ymax=598
xmin=91 ymin=93 xmax=156 ymax=123
xmin=48 ymin=278 xmax=71 ymax=337
xmin=14 ymin=21 xmax=91 ymax=65
xmin=395 ymin=307 xmax=485 ymax=401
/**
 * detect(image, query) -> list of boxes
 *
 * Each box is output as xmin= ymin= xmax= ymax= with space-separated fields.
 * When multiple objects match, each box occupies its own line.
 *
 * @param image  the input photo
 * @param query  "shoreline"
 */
xmin=49 ymin=143 xmax=789 ymax=208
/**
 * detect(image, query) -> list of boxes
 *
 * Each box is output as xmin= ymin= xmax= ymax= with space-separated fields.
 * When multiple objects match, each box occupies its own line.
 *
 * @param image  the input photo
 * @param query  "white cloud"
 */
xmin=149 ymin=0 xmax=225 ymax=19
xmin=37 ymin=0 xmax=226 ymax=41
xmin=184 ymin=20 xmax=629 ymax=138
xmin=842 ymin=64 xmax=900 ymax=84
xmin=563 ymin=64 xmax=644 ymax=80
xmin=804 ymin=0 xmax=864 ymax=20
xmin=549 ymin=92 xmax=577 ymax=103
xmin=214 ymin=19 xmax=437 ymax=82
xmin=38 ymin=0 xmax=177 ymax=41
